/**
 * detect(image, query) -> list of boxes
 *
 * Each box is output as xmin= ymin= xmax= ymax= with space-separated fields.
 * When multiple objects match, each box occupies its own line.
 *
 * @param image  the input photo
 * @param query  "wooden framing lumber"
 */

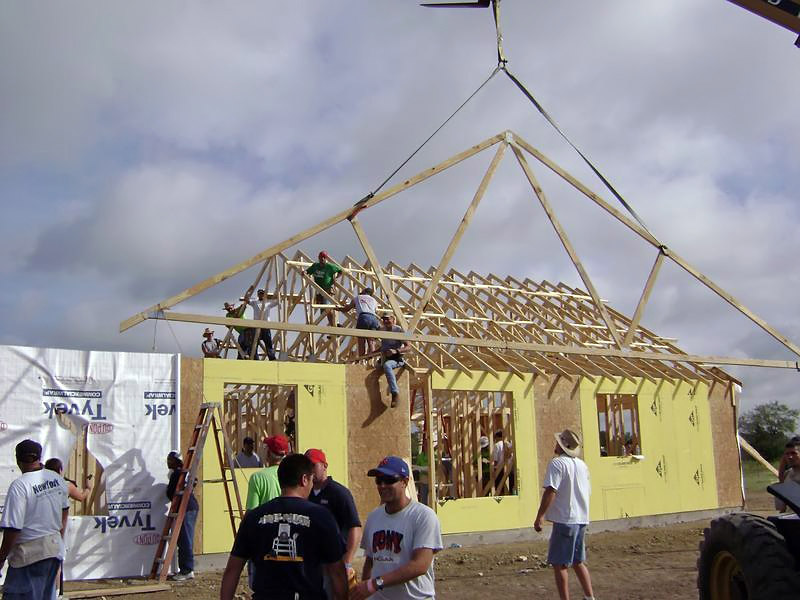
xmin=120 ymin=128 xmax=800 ymax=385
xmin=349 ymin=216 xmax=409 ymax=328
xmin=622 ymin=249 xmax=665 ymax=349
xmin=511 ymin=144 xmax=623 ymax=349
xmin=408 ymin=142 xmax=506 ymax=331
xmin=512 ymin=134 xmax=800 ymax=359
xmin=63 ymin=584 xmax=171 ymax=598
xmin=120 ymin=133 xmax=504 ymax=332
xmin=157 ymin=310 xmax=800 ymax=372
xmin=739 ymin=435 xmax=779 ymax=477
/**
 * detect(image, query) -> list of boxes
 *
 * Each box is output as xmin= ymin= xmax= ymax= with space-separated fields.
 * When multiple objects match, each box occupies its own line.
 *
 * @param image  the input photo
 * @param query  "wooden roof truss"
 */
xmin=122 ymin=130 xmax=800 ymax=385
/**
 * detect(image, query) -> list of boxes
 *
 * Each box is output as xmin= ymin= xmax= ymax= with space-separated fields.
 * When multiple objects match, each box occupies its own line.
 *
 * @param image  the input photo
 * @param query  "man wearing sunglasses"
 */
xmin=352 ymin=456 xmax=442 ymax=600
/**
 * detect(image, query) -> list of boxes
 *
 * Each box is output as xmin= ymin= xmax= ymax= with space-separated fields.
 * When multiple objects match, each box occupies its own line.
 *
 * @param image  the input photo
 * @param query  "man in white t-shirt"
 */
xmin=534 ymin=429 xmax=595 ymax=600
xmin=337 ymin=288 xmax=380 ymax=357
xmin=0 ymin=439 xmax=70 ymax=600
xmin=247 ymin=287 xmax=280 ymax=361
xmin=352 ymin=456 xmax=443 ymax=600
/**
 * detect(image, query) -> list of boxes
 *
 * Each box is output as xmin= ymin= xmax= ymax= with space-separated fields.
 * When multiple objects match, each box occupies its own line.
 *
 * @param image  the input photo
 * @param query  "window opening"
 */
xmin=223 ymin=383 xmax=297 ymax=463
xmin=596 ymin=393 xmax=641 ymax=457
xmin=426 ymin=390 xmax=516 ymax=502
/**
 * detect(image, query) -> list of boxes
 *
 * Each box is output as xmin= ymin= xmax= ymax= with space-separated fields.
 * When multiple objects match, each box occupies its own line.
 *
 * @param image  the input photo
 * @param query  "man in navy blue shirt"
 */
xmin=220 ymin=454 xmax=347 ymax=600
xmin=305 ymin=449 xmax=362 ymax=593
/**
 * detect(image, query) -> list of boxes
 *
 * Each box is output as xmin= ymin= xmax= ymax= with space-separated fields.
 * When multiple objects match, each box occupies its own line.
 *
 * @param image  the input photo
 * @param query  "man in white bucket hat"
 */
xmin=534 ymin=429 xmax=595 ymax=600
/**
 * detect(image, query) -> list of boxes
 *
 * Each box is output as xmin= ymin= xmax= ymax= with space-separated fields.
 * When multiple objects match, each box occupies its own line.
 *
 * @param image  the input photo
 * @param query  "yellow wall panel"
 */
xmin=580 ymin=378 xmax=718 ymax=521
xmin=431 ymin=370 xmax=537 ymax=535
xmin=200 ymin=360 xmax=348 ymax=554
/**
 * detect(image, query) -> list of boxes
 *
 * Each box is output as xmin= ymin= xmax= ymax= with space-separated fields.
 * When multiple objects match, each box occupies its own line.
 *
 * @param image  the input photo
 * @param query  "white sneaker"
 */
xmin=171 ymin=571 xmax=195 ymax=581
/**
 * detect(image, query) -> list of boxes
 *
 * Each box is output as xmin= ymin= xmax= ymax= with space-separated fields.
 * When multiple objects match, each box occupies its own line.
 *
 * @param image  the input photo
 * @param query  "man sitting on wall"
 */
xmin=377 ymin=314 xmax=409 ymax=408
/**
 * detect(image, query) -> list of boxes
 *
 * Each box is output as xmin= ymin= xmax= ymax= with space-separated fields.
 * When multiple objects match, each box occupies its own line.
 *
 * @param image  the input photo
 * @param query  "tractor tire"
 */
xmin=697 ymin=512 xmax=800 ymax=600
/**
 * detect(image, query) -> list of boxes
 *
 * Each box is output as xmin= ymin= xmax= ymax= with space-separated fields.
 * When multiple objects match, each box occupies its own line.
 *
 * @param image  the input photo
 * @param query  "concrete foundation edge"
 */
xmin=440 ymin=505 xmax=743 ymax=547
xmin=193 ymin=505 xmax=742 ymax=572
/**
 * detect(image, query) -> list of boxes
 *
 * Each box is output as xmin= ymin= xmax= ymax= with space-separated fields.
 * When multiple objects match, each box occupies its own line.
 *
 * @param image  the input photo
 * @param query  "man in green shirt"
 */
xmin=223 ymin=301 xmax=249 ymax=359
xmin=306 ymin=251 xmax=342 ymax=327
xmin=245 ymin=435 xmax=289 ymax=510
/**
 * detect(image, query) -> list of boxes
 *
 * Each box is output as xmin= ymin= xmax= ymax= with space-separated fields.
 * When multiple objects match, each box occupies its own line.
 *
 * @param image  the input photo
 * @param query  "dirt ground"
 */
xmin=63 ymin=488 xmax=774 ymax=600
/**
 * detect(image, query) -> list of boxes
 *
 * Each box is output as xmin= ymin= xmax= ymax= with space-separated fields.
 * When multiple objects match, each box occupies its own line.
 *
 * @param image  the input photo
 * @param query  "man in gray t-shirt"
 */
xmin=352 ymin=456 xmax=442 ymax=600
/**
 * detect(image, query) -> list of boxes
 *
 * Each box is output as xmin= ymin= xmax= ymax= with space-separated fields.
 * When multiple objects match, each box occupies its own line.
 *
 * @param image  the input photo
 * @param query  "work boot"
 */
xmin=390 ymin=391 xmax=398 ymax=408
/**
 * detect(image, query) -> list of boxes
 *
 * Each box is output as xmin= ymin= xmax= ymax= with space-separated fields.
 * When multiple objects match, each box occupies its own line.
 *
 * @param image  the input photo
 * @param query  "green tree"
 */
xmin=738 ymin=401 xmax=799 ymax=462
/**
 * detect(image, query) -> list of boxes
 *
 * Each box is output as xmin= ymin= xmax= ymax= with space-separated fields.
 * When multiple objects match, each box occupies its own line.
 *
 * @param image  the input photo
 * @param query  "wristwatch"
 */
xmin=374 ymin=577 xmax=385 ymax=590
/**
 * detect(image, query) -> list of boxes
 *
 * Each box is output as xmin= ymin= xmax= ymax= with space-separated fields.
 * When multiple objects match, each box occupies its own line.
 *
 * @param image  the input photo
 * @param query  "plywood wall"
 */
xmin=533 ymin=374 xmax=582 ymax=485
xmin=345 ymin=363 xmax=411 ymax=523
xmin=180 ymin=357 xmax=204 ymax=553
xmin=708 ymin=380 xmax=744 ymax=508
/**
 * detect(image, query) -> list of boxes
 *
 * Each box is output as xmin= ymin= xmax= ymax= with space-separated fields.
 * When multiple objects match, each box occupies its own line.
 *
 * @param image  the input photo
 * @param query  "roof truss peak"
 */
xmin=121 ymin=131 xmax=800 ymax=383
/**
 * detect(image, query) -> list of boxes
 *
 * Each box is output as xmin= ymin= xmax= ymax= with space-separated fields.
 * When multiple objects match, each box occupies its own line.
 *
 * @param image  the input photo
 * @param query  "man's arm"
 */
xmin=336 ymin=300 xmax=354 ymax=313
xmin=61 ymin=507 xmax=69 ymax=536
xmin=324 ymin=559 xmax=348 ymax=600
xmin=360 ymin=556 xmax=373 ymax=583
xmin=534 ymin=486 xmax=557 ymax=531
xmin=352 ymin=548 xmax=435 ymax=600
xmin=219 ymin=555 xmax=246 ymax=600
xmin=0 ymin=528 xmax=20 ymax=571
xmin=344 ymin=525 xmax=363 ymax=568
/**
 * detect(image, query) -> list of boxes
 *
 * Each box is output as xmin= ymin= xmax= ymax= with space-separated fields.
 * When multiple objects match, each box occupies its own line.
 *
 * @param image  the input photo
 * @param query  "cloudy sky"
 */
xmin=1 ymin=1 xmax=798 ymax=414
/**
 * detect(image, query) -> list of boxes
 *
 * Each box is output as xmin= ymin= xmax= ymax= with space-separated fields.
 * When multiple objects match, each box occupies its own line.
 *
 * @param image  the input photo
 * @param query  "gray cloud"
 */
xmin=2 ymin=0 xmax=799 ymax=414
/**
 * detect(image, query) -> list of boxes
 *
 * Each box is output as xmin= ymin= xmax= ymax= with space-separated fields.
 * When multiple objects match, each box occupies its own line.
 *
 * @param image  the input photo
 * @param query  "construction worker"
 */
xmin=352 ymin=456 xmax=443 ymax=600
xmin=338 ymin=288 xmax=380 ymax=357
xmin=0 ymin=440 xmax=69 ymax=600
xmin=44 ymin=457 xmax=94 ymax=503
xmin=246 ymin=286 xmax=279 ymax=360
xmin=378 ymin=314 xmax=409 ymax=408
xmin=220 ymin=454 xmax=348 ymax=600
xmin=305 ymin=448 xmax=362 ymax=597
xmin=223 ymin=300 xmax=249 ymax=359
xmin=235 ymin=436 xmax=263 ymax=469
xmin=245 ymin=434 xmax=290 ymax=591
xmin=166 ymin=451 xmax=198 ymax=581
xmin=306 ymin=251 xmax=343 ymax=327
xmin=534 ymin=430 xmax=595 ymax=600
xmin=201 ymin=328 xmax=221 ymax=358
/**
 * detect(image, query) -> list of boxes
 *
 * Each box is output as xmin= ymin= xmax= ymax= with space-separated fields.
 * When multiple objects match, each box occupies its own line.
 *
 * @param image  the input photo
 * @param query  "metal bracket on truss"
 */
xmin=148 ymin=309 xmax=166 ymax=319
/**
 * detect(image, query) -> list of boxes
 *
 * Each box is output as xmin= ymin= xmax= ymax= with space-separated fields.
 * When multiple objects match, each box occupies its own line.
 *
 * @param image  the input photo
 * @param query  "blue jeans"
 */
xmin=178 ymin=509 xmax=198 ymax=573
xmin=2 ymin=557 xmax=60 ymax=600
xmin=382 ymin=358 xmax=404 ymax=394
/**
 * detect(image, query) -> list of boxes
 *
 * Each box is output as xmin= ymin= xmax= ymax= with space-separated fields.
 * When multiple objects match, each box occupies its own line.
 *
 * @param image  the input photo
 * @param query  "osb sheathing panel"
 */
xmin=345 ymin=364 xmax=411 ymax=522
xmin=708 ymin=381 xmax=744 ymax=508
xmin=180 ymin=357 xmax=204 ymax=553
xmin=533 ymin=375 xmax=582 ymax=485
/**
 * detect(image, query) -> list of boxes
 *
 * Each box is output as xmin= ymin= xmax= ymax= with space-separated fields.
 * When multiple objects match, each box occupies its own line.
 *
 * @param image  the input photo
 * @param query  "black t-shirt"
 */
xmin=307 ymin=477 xmax=361 ymax=543
xmin=231 ymin=495 xmax=345 ymax=600
xmin=167 ymin=469 xmax=199 ymax=511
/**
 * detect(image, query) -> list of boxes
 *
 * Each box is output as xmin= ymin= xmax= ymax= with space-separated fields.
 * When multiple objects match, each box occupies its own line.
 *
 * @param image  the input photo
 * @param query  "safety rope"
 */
xmin=419 ymin=0 xmax=655 ymax=237
xmin=502 ymin=66 xmax=654 ymax=236
xmin=357 ymin=65 xmax=502 ymax=206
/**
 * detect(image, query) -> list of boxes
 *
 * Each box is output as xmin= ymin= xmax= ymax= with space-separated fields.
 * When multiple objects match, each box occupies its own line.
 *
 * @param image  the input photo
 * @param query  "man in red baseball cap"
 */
xmin=305 ymin=449 xmax=362 ymax=597
xmin=305 ymin=251 xmax=342 ymax=327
